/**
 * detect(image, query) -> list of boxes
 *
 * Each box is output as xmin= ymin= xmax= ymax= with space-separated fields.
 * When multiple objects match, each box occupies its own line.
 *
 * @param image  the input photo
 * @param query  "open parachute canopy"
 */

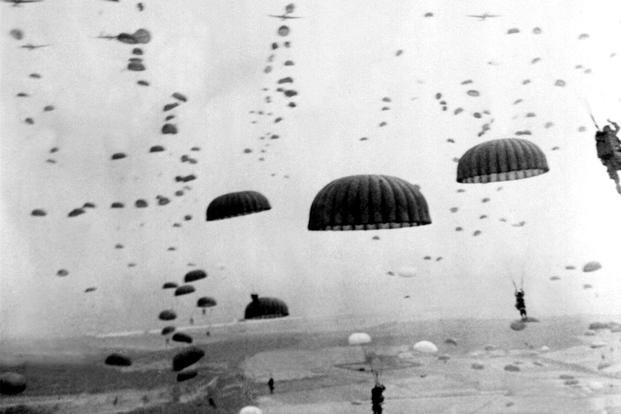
xmin=197 ymin=296 xmax=217 ymax=308
xmin=174 ymin=285 xmax=196 ymax=296
xmin=172 ymin=332 xmax=193 ymax=344
xmin=413 ymin=340 xmax=438 ymax=353
xmin=457 ymin=138 xmax=549 ymax=183
xmin=244 ymin=294 xmax=289 ymax=320
xmin=348 ymin=332 xmax=372 ymax=345
xmin=308 ymin=175 xmax=431 ymax=231
xmin=206 ymin=191 xmax=271 ymax=221
xmin=172 ymin=346 xmax=205 ymax=371
xmin=158 ymin=309 xmax=177 ymax=321
xmin=184 ymin=269 xmax=207 ymax=283
xmin=104 ymin=353 xmax=132 ymax=367
xmin=0 ymin=373 xmax=26 ymax=395
xmin=162 ymin=282 xmax=178 ymax=289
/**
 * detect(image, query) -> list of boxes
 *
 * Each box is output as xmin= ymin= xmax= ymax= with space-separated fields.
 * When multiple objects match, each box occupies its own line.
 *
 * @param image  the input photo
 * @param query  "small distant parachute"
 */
xmin=466 ymin=90 xmax=480 ymax=97
xmin=172 ymin=332 xmax=193 ymax=343
xmin=455 ymin=227 xmax=463 ymax=231
xmin=444 ymin=338 xmax=458 ymax=346
xmin=31 ymin=209 xmax=46 ymax=217
xmin=348 ymin=332 xmax=371 ymax=346
xmin=554 ymin=79 xmax=566 ymax=87
xmin=583 ymin=284 xmax=593 ymax=289
xmin=449 ymin=207 xmax=458 ymax=213
xmin=532 ymin=27 xmax=542 ymax=34
xmin=175 ymin=285 xmax=196 ymax=296
xmin=582 ymin=261 xmax=601 ymax=273
xmin=531 ymin=57 xmax=541 ymax=64
xmin=163 ymin=103 xmax=179 ymax=112
xmin=454 ymin=108 xmax=464 ymax=115
xmin=9 ymin=29 xmax=23 ymax=40
xmin=507 ymin=28 xmax=520 ymax=34
xmin=127 ymin=61 xmax=146 ymax=71
xmin=172 ymin=92 xmax=187 ymax=102
xmin=110 ymin=202 xmax=124 ymax=209
xmin=162 ymin=282 xmax=178 ymax=289
xmin=206 ymin=191 xmax=271 ymax=221
xmin=111 ymin=153 xmax=126 ymax=160
xmin=424 ymin=12 xmax=433 ymax=17
xmin=68 ymin=208 xmax=85 ymax=217
xmin=510 ymin=320 xmax=526 ymax=331
xmin=161 ymin=326 xmax=175 ymax=336
xmin=578 ymin=33 xmax=590 ymax=40
xmin=240 ymin=407 xmax=263 ymax=414
xmin=504 ymin=364 xmax=520 ymax=372
xmin=132 ymin=28 xmax=151 ymax=44
xmin=473 ymin=230 xmax=482 ymax=236
xmin=244 ymin=294 xmax=289 ymax=320
xmin=137 ymin=80 xmax=149 ymax=86
xmin=284 ymin=90 xmax=298 ymax=97
xmin=284 ymin=60 xmax=294 ymax=66
xmin=549 ymin=276 xmax=560 ymax=281
xmin=157 ymin=196 xmax=170 ymax=206
xmin=565 ymin=265 xmax=576 ymax=270
xmin=544 ymin=122 xmax=554 ymax=128
xmin=197 ymin=296 xmax=217 ymax=308
xmin=395 ymin=49 xmax=403 ymax=56
xmin=56 ymin=269 xmax=69 ymax=277
xmin=84 ymin=287 xmax=97 ymax=293
xmin=457 ymin=139 xmax=549 ymax=183
xmin=413 ymin=340 xmax=438 ymax=354
xmin=135 ymin=199 xmax=148 ymax=208
xmin=132 ymin=47 xmax=143 ymax=55
xmin=159 ymin=309 xmax=177 ymax=321
xmin=43 ymin=105 xmax=55 ymax=112
xmin=277 ymin=25 xmax=290 ymax=36
xmin=396 ymin=267 xmax=417 ymax=278
xmin=481 ymin=198 xmax=490 ymax=203
xmin=172 ymin=346 xmax=204 ymax=371
xmin=150 ymin=145 xmax=165 ymax=153
xmin=177 ymin=370 xmax=198 ymax=382
xmin=162 ymin=124 xmax=178 ymax=134
xmin=105 ymin=353 xmax=132 ymax=367
xmin=308 ymin=175 xmax=431 ymax=231
xmin=424 ymin=256 xmax=431 ymax=260
xmin=29 ymin=73 xmax=41 ymax=79
xmin=185 ymin=270 xmax=207 ymax=283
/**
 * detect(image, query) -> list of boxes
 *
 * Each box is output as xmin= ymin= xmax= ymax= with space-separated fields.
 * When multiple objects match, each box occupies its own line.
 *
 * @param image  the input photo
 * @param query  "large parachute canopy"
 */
xmin=158 ymin=309 xmax=177 ymax=321
xmin=457 ymin=138 xmax=549 ymax=183
xmin=172 ymin=332 xmax=193 ymax=343
xmin=206 ymin=191 xmax=271 ymax=221
xmin=244 ymin=294 xmax=289 ymax=320
xmin=184 ymin=270 xmax=207 ymax=283
xmin=308 ymin=175 xmax=431 ymax=230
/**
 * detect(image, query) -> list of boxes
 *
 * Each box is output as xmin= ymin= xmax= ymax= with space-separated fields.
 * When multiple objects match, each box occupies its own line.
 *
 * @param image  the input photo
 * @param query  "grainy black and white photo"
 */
xmin=1 ymin=1 xmax=621 ymax=413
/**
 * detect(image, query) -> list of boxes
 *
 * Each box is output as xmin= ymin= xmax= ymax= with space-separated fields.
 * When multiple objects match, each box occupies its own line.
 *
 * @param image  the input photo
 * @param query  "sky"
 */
xmin=1 ymin=0 xmax=621 ymax=340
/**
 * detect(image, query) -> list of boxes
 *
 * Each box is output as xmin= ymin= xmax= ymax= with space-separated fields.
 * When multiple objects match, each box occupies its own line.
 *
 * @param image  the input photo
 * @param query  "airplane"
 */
xmin=20 ymin=43 xmax=50 ymax=50
xmin=467 ymin=13 xmax=501 ymax=20
xmin=268 ymin=14 xmax=302 ymax=20
xmin=4 ymin=0 xmax=44 ymax=6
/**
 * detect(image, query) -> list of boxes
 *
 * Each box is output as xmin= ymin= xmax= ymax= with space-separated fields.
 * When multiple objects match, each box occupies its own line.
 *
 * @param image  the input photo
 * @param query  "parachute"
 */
xmin=9 ymin=29 xmax=23 ymax=41
xmin=172 ymin=346 xmax=204 ymax=371
xmin=105 ymin=353 xmax=132 ymax=367
xmin=162 ymin=282 xmax=178 ymax=289
xmin=0 ymin=372 xmax=26 ymax=395
xmin=197 ymin=296 xmax=217 ymax=308
xmin=56 ymin=269 xmax=69 ymax=277
xmin=68 ymin=208 xmax=85 ymax=217
xmin=132 ymin=47 xmax=143 ymax=55
xmin=127 ymin=61 xmax=146 ymax=71
xmin=244 ymin=294 xmax=289 ymax=319
xmin=159 ymin=309 xmax=177 ymax=321
xmin=163 ymin=103 xmax=179 ymax=112
xmin=510 ymin=320 xmax=526 ymax=331
xmin=172 ymin=332 xmax=193 ymax=344
xmin=177 ymin=370 xmax=198 ymax=382
xmin=582 ymin=261 xmax=601 ymax=273
xmin=240 ymin=407 xmax=263 ymax=414
xmin=110 ymin=202 xmax=125 ymax=208
xmin=277 ymin=25 xmax=290 ymax=36
xmin=161 ymin=326 xmax=175 ymax=336
xmin=457 ymin=138 xmax=549 ymax=183
xmin=84 ymin=287 xmax=97 ymax=293
xmin=132 ymin=28 xmax=151 ymax=44
xmin=172 ymin=92 xmax=187 ymax=102
xmin=174 ymin=285 xmax=196 ymax=296
xmin=135 ymin=199 xmax=148 ymax=208
xmin=111 ymin=152 xmax=126 ymax=160
xmin=184 ymin=270 xmax=207 ymax=283
xmin=308 ymin=175 xmax=431 ymax=230
xmin=31 ymin=209 xmax=46 ymax=217
xmin=348 ymin=332 xmax=371 ymax=346
xmin=507 ymin=28 xmax=520 ymax=34
xmin=396 ymin=267 xmax=417 ymax=278
xmin=162 ymin=124 xmax=178 ymax=134
xmin=413 ymin=340 xmax=438 ymax=354
xmin=206 ymin=191 xmax=271 ymax=221
xmin=150 ymin=145 xmax=165 ymax=152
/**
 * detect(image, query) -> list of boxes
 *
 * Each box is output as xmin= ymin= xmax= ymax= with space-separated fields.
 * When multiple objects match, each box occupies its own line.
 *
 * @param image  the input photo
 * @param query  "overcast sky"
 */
xmin=1 ymin=0 xmax=621 ymax=340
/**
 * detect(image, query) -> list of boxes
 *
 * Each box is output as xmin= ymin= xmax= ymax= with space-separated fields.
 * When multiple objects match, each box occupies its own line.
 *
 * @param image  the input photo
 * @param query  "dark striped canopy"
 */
xmin=457 ymin=138 xmax=549 ymax=183
xmin=308 ymin=175 xmax=431 ymax=231
xmin=206 ymin=191 xmax=271 ymax=221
